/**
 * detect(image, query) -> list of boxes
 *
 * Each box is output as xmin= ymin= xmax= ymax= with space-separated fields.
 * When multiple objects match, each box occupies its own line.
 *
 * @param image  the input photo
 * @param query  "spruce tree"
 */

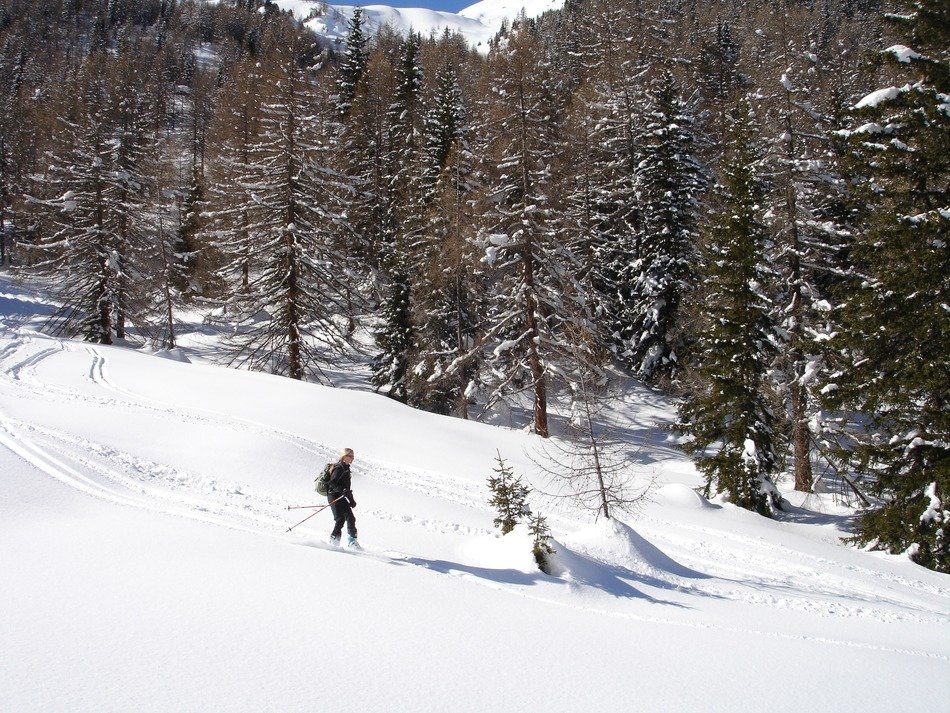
xmin=371 ymin=33 xmax=425 ymax=402
xmin=824 ymin=0 xmax=949 ymax=571
xmin=627 ymin=72 xmax=707 ymax=383
xmin=677 ymin=99 xmax=782 ymax=517
xmin=335 ymin=8 xmax=369 ymax=121
xmin=488 ymin=451 xmax=531 ymax=535
xmin=561 ymin=2 xmax=643 ymax=368
xmin=529 ymin=512 xmax=555 ymax=573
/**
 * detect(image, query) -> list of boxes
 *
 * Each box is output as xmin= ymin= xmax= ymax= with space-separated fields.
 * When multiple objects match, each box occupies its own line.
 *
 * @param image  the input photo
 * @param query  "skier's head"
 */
xmin=340 ymin=448 xmax=355 ymax=463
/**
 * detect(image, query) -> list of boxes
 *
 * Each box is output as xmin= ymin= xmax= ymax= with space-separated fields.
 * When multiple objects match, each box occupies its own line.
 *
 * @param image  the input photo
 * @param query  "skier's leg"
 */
xmin=329 ymin=500 xmax=345 ymax=541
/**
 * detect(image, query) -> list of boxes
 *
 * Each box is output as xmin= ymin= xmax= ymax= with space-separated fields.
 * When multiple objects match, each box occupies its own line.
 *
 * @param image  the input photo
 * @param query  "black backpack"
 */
xmin=315 ymin=462 xmax=334 ymax=496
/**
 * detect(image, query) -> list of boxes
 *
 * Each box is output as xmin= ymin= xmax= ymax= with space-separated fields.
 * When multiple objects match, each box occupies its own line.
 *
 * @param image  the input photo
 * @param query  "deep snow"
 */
xmin=1 ymin=272 xmax=948 ymax=713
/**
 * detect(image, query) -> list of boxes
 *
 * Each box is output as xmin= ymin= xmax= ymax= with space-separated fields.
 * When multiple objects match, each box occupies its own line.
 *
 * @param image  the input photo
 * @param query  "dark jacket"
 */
xmin=327 ymin=461 xmax=355 ymax=505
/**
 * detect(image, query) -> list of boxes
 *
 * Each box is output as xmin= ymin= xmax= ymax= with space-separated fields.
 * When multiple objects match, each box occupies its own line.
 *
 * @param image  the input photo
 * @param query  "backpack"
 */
xmin=315 ymin=462 xmax=335 ymax=496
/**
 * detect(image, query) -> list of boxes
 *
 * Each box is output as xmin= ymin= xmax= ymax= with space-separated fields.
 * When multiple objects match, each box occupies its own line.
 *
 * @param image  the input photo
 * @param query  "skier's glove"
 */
xmin=348 ymin=499 xmax=357 ymax=509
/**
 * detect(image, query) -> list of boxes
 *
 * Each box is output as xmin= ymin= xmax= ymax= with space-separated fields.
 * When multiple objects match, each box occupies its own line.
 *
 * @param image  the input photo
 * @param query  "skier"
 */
xmin=327 ymin=448 xmax=360 ymax=548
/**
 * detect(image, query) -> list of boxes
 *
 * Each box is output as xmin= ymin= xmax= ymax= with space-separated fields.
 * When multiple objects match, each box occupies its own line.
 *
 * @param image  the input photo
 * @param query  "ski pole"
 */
xmin=286 ymin=504 xmax=329 ymax=510
xmin=286 ymin=496 xmax=344 ymax=532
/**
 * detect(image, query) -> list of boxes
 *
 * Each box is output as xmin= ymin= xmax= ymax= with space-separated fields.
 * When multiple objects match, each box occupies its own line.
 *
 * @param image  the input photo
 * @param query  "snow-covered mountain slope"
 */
xmin=1 ymin=273 xmax=948 ymax=712
xmin=272 ymin=0 xmax=565 ymax=51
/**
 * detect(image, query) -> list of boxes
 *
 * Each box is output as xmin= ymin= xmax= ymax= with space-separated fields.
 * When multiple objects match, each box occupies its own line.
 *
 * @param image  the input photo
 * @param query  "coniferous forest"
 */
xmin=0 ymin=0 xmax=946 ymax=571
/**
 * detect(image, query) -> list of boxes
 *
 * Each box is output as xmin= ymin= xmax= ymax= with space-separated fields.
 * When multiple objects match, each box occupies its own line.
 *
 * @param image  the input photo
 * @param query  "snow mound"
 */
xmin=656 ymin=483 xmax=713 ymax=509
xmin=153 ymin=348 xmax=191 ymax=363
xmin=564 ymin=518 xmax=707 ymax=580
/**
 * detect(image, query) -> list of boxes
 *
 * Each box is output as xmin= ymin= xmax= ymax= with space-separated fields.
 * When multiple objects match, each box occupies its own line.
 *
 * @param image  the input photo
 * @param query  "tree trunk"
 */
xmin=791 ymin=379 xmax=812 ymax=492
xmin=525 ymin=284 xmax=548 ymax=437
xmin=783 ymin=102 xmax=813 ymax=493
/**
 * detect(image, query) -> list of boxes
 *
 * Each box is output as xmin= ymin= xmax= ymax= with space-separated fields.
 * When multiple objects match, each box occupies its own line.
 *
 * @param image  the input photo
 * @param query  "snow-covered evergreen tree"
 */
xmin=824 ymin=0 xmax=949 ymax=572
xmin=677 ymin=99 xmax=782 ymax=517
xmin=488 ymin=451 xmax=531 ymax=534
xmin=562 ymin=0 xmax=645 ymax=367
xmin=627 ymin=71 xmax=707 ymax=383
xmin=335 ymin=7 xmax=369 ymax=121
xmin=371 ymin=32 xmax=425 ymax=402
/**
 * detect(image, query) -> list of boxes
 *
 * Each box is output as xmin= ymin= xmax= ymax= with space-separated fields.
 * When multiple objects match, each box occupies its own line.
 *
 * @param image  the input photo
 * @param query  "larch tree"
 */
xmin=409 ymin=62 xmax=486 ymax=416
xmin=477 ymin=28 xmax=600 ymax=437
xmin=216 ymin=27 xmax=350 ymax=381
xmin=757 ymin=8 xmax=855 ymax=494
xmin=204 ymin=56 xmax=267 ymax=295
xmin=26 ymin=51 xmax=153 ymax=344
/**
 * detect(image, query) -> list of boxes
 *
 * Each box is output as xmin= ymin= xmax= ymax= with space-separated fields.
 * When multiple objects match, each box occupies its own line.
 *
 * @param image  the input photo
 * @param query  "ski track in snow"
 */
xmin=1 ymin=331 xmax=948 ymax=654
xmin=636 ymin=510 xmax=950 ymax=612
xmin=0 ymin=333 xmax=491 ymax=539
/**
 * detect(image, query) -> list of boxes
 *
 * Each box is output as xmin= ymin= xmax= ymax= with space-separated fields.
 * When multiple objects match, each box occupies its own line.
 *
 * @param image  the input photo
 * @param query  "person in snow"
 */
xmin=328 ymin=448 xmax=359 ymax=548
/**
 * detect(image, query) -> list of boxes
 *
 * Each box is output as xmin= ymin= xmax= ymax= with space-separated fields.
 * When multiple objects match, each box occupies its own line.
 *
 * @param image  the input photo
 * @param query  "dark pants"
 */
xmin=329 ymin=498 xmax=357 ymax=540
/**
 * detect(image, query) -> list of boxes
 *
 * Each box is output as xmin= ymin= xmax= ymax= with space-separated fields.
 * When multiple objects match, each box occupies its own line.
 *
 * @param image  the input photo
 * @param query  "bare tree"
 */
xmin=531 ymin=364 xmax=653 ymax=520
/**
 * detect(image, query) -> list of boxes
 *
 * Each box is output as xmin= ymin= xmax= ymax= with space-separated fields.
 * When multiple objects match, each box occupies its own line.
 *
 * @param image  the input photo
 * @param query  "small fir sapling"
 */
xmin=529 ymin=513 xmax=555 ymax=574
xmin=487 ymin=451 xmax=531 ymax=534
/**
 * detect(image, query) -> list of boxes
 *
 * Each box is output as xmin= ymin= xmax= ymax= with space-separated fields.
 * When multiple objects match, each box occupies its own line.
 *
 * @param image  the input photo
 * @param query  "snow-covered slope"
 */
xmin=1 ymin=273 xmax=948 ymax=712
xmin=272 ymin=0 xmax=565 ymax=51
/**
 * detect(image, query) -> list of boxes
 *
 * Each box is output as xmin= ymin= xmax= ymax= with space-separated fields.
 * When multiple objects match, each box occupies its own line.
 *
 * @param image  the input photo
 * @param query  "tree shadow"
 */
xmin=399 ymin=552 xmax=712 ymax=609
xmin=774 ymin=498 xmax=859 ymax=531
xmin=0 ymin=288 xmax=58 ymax=331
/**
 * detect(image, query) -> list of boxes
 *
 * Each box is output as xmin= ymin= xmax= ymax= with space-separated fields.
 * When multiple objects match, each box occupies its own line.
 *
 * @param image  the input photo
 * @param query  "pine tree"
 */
xmin=824 ymin=0 xmax=949 ymax=572
xmin=335 ymin=7 xmax=369 ymax=121
xmin=627 ymin=71 xmax=707 ymax=383
xmin=677 ymin=99 xmax=782 ymax=517
xmin=528 ymin=512 xmax=555 ymax=573
xmin=488 ymin=451 xmax=531 ymax=534
xmin=371 ymin=32 xmax=425 ymax=402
